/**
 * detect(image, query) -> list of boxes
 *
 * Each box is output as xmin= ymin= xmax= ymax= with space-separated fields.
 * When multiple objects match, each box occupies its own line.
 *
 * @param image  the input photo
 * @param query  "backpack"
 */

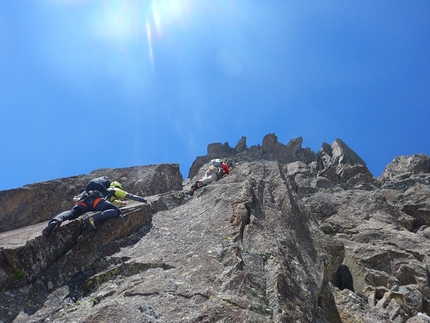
xmin=85 ymin=176 xmax=110 ymax=193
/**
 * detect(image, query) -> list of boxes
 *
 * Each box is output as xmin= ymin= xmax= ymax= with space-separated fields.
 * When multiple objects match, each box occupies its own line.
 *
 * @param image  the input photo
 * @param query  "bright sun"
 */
xmin=92 ymin=0 xmax=192 ymax=63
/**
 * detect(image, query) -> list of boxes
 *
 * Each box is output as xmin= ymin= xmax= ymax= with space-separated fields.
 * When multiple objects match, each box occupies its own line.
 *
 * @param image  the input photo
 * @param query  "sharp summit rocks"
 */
xmin=1 ymin=134 xmax=430 ymax=323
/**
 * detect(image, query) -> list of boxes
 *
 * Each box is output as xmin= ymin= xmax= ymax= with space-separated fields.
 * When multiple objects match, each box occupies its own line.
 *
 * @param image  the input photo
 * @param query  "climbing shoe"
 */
xmin=42 ymin=221 xmax=59 ymax=238
xmin=84 ymin=217 xmax=97 ymax=231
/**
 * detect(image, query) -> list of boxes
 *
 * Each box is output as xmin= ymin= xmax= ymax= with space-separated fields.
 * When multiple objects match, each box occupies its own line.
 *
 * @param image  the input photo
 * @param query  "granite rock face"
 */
xmin=0 ymin=134 xmax=429 ymax=323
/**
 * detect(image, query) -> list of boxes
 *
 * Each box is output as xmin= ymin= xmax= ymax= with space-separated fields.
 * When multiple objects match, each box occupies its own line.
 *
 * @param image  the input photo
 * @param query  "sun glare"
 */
xmin=92 ymin=0 xmax=192 ymax=63
xmin=152 ymin=0 xmax=188 ymax=30
xmin=94 ymin=1 xmax=142 ymax=41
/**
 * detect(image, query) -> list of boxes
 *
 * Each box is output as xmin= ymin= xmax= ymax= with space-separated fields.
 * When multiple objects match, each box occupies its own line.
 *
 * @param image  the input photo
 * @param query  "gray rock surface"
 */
xmin=0 ymin=134 xmax=429 ymax=323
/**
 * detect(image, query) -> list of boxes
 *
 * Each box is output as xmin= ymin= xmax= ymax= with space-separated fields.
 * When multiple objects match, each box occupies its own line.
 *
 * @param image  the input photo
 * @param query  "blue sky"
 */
xmin=1 ymin=0 xmax=429 ymax=191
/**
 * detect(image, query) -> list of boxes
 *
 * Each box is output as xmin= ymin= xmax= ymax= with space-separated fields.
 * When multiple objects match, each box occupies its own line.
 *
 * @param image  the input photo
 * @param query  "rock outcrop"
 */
xmin=0 ymin=164 xmax=183 ymax=233
xmin=0 ymin=134 xmax=429 ymax=323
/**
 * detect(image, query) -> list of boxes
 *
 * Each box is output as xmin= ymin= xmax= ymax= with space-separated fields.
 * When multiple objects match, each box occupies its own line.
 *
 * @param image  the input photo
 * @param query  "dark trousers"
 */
xmin=50 ymin=199 xmax=121 ymax=226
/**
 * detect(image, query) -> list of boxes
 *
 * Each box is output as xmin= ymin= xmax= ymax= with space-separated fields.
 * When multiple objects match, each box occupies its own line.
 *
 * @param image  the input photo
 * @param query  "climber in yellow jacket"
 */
xmin=83 ymin=181 xmax=151 ymax=231
xmin=42 ymin=177 xmax=152 ymax=237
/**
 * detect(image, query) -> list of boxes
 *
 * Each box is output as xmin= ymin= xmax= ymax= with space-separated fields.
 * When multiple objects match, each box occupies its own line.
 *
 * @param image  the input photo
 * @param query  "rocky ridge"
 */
xmin=0 ymin=134 xmax=430 ymax=322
